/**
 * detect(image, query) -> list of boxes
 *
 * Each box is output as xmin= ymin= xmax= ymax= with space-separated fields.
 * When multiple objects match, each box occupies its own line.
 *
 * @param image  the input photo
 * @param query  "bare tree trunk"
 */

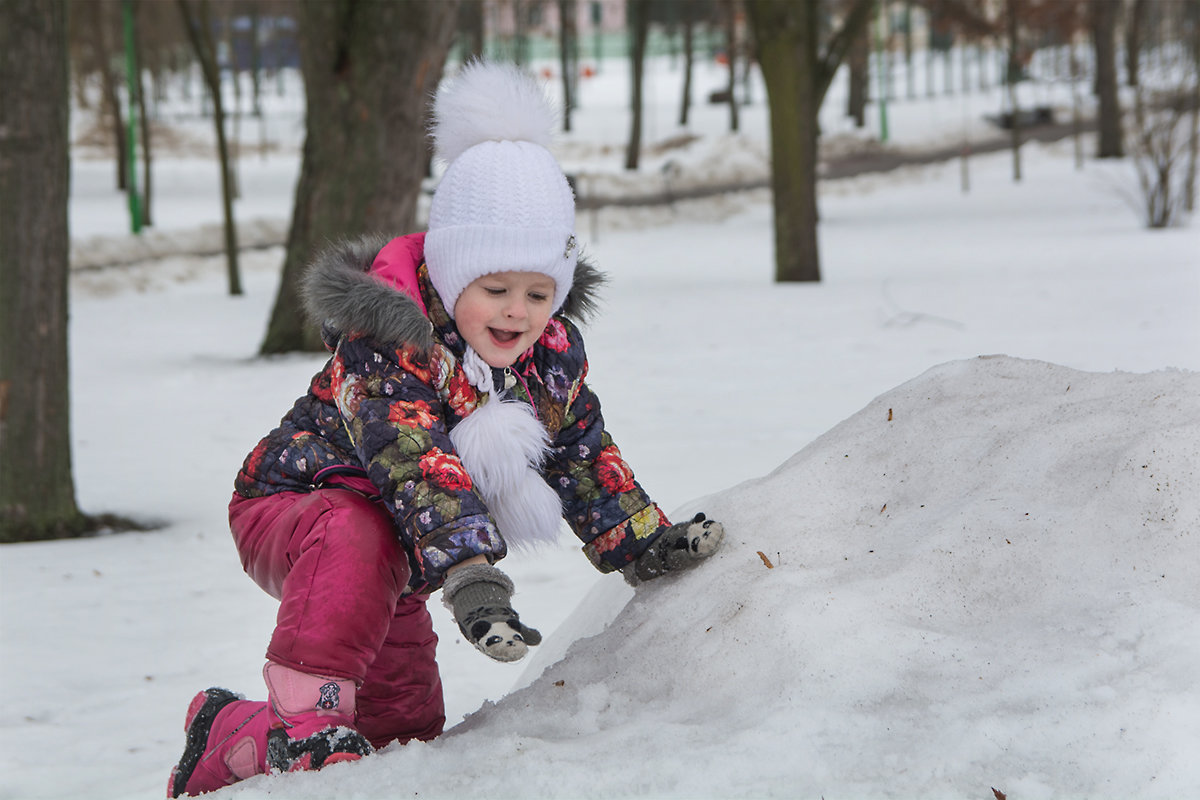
xmin=944 ymin=39 xmax=954 ymax=94
xmin=1127 ymin=0 xmax=1146 ymax=88
xmin=1093 ymin=0 xmax=1125 ymax=158
xmin=223 ymin=4 xmax=242 ymax=199
xmin=514 ymin=0 xmax=528 ymax=65
xmin=756 ymin=26 xmax=819 ymax=281
xmin=926 ymin=9 xmax=938 ymax=97
xmin=725 ymin=0 xmax=739 ymax=131
xmin=178 ymin=0 xmax=242 ymax=295
xmin=559 ymin=0 xmax=576 ymax=132
xmin=248 ymin=0 xmax=263 ymax=118
xmin=625 ymin=0 xmax=649 ymax=170
xmin=960 ymin=37 xmax=969 ymax=94
xmin=904 ymin=1 xmax=915 ymax=99
xmin=746 ymin=0 xmax=874 ymax=283
xmin=1070 ymin=36 xmax=1084 ymax=170
xmin=459 ymin=0 xmax=486 ymax=61
xmin=91 ymin=0 xmax=129 ymax=192
xmin=261 ymin=0 xmax=459 ymax=354
xmin=847 ymin=18 xmax=869 ymax=127
xmin=0 ymin=0 xmax=86 ymax=541
xmin=679 ymin=0 xmax=694 ymax=126
xmin=1006 ymin=0 xmax=1022 ymax=181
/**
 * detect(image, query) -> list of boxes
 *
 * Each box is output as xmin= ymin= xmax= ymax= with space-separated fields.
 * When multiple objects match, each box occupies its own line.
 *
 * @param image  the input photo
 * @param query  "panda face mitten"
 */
xmin=622 ymin=512 xmax=725 ymax=585
xmin=442 ymin=563 xmax=542 ymax=662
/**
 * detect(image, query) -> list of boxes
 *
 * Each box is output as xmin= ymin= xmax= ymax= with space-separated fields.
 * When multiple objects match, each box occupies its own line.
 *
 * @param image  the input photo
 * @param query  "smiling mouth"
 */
xmin=489 ymin=328 xmax=523 ymax=345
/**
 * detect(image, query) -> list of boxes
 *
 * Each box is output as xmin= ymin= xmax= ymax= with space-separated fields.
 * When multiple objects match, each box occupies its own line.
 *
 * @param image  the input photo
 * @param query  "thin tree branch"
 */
xmin=817 ymin=0 xmax=875 ymax=104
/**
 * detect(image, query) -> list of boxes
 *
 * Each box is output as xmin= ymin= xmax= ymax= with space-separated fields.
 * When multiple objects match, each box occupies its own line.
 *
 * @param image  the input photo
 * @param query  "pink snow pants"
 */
xmin=228 ymin=486 xmax=446 ymax=749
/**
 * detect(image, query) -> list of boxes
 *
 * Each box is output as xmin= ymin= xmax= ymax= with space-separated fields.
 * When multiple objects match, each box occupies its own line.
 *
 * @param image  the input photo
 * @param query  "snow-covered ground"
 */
xmin=2 ymin=54 xmax=1199 ymax=799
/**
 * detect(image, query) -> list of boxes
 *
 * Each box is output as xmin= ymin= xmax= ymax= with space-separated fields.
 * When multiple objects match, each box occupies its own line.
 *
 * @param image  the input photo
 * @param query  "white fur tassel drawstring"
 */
xmin=450 ymin=347 xmax=565 ymax=550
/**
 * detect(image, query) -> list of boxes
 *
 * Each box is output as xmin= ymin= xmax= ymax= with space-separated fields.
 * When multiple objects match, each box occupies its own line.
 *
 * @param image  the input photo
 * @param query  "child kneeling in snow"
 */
xmin=167 ymin=61 xmax=724 ymax=797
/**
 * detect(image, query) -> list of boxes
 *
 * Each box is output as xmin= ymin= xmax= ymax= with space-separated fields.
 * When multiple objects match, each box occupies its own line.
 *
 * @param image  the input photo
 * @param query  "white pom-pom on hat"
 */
xmin=430 ymin=60 xmax=558 ymax=164
xmin=425 ymin=61 xmax=577 ymax=320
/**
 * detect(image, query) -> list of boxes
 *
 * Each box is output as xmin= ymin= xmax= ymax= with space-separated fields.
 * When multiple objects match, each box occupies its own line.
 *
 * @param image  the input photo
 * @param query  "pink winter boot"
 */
xmin=167 ymin=689 xmax=272 ymax=797
xmin=259 ymin=662 xmax=372 ymax=772
xmin=167 ymin=665 xmax=372 ymax=797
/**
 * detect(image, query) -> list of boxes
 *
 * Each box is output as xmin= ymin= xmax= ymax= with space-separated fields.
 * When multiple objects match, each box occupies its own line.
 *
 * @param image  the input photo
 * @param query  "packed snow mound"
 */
xmin=227 ymin=356 xmax=1200 ymax=800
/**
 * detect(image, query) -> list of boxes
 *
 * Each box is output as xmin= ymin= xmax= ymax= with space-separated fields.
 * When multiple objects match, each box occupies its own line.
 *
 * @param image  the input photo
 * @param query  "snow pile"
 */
xmin=223 ymin=356 xmax=1200 ymax=799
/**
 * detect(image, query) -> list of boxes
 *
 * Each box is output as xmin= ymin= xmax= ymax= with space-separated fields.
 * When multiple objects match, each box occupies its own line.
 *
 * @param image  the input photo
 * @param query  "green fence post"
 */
xmin=875 ymin=0 xmax=890 ymax=144
xmin=122 ymin=0 xmax=142 ymax=234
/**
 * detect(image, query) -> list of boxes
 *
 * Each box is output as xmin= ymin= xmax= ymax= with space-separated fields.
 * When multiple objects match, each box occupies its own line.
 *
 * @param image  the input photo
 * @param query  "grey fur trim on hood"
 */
xmin=300 ymin=235 xmax=606 ymax=353
xmin=300 ymin=235 xmax=435 ymax=353
xmin=559 ymin=254 xmax=606 ymax=323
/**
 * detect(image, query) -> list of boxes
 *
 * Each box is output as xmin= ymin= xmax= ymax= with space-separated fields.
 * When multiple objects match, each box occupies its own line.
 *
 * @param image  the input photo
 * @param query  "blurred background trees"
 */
xmin=60 ymin=0 xmax=1198 ymax=297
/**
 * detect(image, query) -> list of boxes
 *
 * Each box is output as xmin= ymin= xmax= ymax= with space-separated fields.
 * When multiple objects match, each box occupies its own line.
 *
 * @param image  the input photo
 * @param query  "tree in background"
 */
xmin=74 ymin=0 xmax=129 ymax=194
xmin=0 ymin=0 xmax=85 ymax=541
xmin=67 ymin=0 xmax=194 ymax=231
xmin=723 ymin=0 xmax=739 ymax=132
xmin=260 ymin=0 xmax=459 ymax=354
xmin=1127 ymin=0 xmax=1200 ymax=227
xmin=1004 ymin=0 xmax=1024 ymax=181
xmin=846 ymin=13 xmax=869 ymax=128
xmin=625 ymin=0 xmax=650 ymax=170
xmin=1126 ymin=0 xmax=1147 ymax=88
xmin=178 ymin=0 xmax=243 ymax=295
xmin=1092 ymin=0 xmax=1124 ymax=158
xmin=745 ymin=0 xmax=875 ymax=283
xmin=458 ymin=0 xmax=486 ymax=62
xmin=678 ymin=0 xmax=696 ymax=126
xmin=129 ymin=0 xmax=154 ymax=228
xmin=558 ymin=0 xmax=578 ymax=131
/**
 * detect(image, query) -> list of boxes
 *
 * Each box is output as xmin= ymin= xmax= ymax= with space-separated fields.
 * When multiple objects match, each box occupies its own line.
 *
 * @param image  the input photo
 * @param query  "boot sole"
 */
xmin=168 ymin=688 xmax=241 ymax=798
xmin=266 ymin=725 xmax=373 ymax=773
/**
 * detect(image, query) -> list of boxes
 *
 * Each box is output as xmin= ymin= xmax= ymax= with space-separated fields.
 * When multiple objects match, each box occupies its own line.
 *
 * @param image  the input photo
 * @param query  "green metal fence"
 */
xmin=454 ymin=27 xmax=728 ymax=66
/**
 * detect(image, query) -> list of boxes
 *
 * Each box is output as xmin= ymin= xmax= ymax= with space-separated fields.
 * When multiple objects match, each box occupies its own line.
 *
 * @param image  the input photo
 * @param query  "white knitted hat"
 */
xmin=426 ymin=61 xmax=577 ymax=318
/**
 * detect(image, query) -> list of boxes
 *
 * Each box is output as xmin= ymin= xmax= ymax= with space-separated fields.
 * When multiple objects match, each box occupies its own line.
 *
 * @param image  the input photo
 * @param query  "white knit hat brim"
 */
xmin=426 ymin=223 xmax=577 ymax=316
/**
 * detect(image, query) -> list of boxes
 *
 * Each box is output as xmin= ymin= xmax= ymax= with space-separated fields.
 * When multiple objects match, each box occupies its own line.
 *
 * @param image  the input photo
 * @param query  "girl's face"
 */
xmin=454 ymin=271 xmax=557 ymax=368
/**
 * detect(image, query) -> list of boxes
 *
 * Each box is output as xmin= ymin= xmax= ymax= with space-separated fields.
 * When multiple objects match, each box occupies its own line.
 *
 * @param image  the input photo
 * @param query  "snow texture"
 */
xmin=222 ymin=357 xmax=1200 ymax=800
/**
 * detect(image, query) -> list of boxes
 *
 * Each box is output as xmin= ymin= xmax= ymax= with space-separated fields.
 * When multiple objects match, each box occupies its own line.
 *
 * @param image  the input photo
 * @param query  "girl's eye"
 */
xmin=528 ymin=292 xmax=549 ymax=303
xmin=484 ymin=287 xmax=506 ymax=296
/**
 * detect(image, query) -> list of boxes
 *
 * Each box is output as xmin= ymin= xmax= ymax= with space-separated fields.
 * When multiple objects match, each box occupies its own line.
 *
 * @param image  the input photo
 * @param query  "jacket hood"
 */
xmin=300 ymin=233 xmax=606 ymax=353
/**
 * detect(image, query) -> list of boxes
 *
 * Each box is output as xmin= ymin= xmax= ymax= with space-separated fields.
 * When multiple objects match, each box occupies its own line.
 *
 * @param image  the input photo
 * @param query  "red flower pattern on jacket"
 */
xmin=388 ymin=399 xmax=439 ymax=429
xmin=419 ymin=447 xmax=473 ymax=491
xmin=539 ymin=318 xmax=571 ymax=353
xmin=395 ymin=346 xmax=432 ymax=384
xmin=244 ymin=439 xmax=269 ymax=478
xmin=595 ymin=444 xmax=637 ymax=494
xmin=446 ymin=368 xmax=478 ymax=418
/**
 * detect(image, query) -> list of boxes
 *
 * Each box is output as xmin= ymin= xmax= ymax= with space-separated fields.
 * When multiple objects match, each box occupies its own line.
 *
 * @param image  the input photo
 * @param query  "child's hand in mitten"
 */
xmin=442 ymin=563 xmax=541 ymax=662
xmin=622 ymin=512 xmax=725 ymax=585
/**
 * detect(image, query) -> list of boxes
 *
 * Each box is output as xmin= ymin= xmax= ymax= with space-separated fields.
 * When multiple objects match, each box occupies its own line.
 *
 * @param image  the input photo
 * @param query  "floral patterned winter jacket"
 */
xmin=234 ymin=233 xmax=670 ymax=590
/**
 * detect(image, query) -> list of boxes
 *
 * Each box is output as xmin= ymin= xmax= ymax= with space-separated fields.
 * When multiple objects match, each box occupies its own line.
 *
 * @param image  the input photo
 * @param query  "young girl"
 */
xmin=168 ymin=61 xmax=724 ymax=797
